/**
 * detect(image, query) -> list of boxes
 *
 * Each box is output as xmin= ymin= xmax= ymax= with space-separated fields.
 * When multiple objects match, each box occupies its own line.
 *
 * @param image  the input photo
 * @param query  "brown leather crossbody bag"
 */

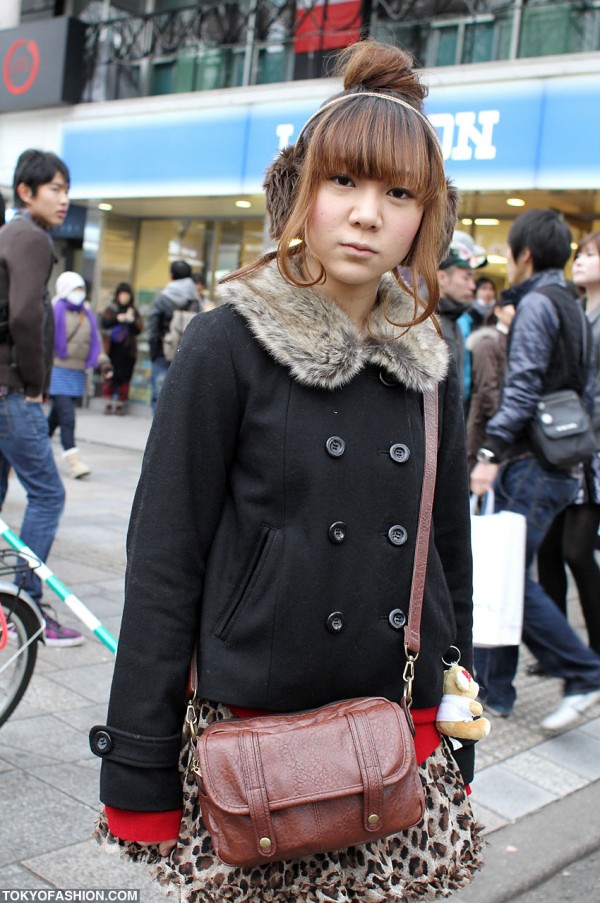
xmin=186 ymin=387 xmax=438 ymax=868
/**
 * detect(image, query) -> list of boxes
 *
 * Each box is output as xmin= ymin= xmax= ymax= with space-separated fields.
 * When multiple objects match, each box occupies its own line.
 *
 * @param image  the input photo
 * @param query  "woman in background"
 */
xmin=101 ymin=283 xmax=143 ymax=415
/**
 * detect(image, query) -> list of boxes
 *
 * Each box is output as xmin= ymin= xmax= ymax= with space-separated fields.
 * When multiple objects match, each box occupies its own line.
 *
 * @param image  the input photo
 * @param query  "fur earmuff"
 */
xmin=263 ymin=145 xmax=302 ymax=241
xmin=441 ymin=179 xmax=460 ymax=262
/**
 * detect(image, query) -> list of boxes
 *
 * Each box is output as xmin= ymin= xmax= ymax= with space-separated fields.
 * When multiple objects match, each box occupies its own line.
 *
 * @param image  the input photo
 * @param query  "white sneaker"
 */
xmin=541 ymin=689 xmax=600 ymax=733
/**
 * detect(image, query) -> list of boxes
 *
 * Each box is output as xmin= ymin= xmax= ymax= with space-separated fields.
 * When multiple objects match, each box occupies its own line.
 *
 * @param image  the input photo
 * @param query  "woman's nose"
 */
xmin=349 ymin=191 xmax=382 ymax=229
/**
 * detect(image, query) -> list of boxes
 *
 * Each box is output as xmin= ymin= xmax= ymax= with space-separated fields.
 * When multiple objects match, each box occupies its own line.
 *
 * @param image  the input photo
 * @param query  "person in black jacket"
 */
xmin=101 ymin=283 xmax=143 ymax=415
xmin=90 ymin=41 xmax=483 ymax=901
xmin=471 ymin=209 xmax=600 ymax=729
xmin=147 ymin=260 xmax=198 ymax=412
xmin=437 ymin=230 xmax=486 ymax=407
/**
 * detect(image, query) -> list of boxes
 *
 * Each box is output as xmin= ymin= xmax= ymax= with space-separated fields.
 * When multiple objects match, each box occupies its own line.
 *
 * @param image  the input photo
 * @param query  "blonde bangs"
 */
xmin=305 ymin=99 xmax=444 ymax=207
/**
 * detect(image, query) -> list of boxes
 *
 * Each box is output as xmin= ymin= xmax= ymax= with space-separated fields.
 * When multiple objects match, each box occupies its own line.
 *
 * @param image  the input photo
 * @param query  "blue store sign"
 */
xmin=62 ymin=73 xmax=600 ymax=196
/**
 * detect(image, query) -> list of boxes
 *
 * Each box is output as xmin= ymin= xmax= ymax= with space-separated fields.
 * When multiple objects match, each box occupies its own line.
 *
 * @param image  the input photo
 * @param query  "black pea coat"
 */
xmin=92 ymin=260 xmax=474 ymax=813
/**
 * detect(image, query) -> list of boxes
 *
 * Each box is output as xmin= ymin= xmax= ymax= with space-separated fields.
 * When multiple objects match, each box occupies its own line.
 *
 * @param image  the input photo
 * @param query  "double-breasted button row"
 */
xmin=328 ymin=522 xmax=408 ymax=546
xmin=326 ymin=435 xmax=411 ymax=464
xmin=325 ymin=609 xmax=407 ymax=633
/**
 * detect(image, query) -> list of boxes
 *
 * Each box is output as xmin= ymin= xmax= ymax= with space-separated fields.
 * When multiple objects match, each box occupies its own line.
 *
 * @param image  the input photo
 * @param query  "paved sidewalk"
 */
xmin=0 ymin=399 xmax=599 ymax=900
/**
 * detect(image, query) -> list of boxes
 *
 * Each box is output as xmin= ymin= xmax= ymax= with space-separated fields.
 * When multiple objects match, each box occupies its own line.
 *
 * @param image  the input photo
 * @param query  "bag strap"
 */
xmin=187 ymin=385 xmax=439 ymax=700
xmin=401 ymin=386 xmax=438 ymax=701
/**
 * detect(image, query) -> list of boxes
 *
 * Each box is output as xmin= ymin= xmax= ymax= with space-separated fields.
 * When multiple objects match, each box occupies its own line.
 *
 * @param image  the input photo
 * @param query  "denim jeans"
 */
xmin=0 ymin=392 xmax=65 ymax=606
xmin=474 ymin=457 xmax=600 ymax=710
xmin=48 ymin=395 xmax=76 ymax=451
xmin=150 ymin=357 xmax=170 ymax=413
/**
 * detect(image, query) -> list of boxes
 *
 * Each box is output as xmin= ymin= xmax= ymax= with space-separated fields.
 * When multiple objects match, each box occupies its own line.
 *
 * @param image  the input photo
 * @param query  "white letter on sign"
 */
xmin=451 ymin=110 xmax=500 ymax=161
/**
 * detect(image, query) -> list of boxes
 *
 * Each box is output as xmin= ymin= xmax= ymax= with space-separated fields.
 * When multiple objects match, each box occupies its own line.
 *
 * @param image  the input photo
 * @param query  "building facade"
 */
xmin=1 ymin=1 xmax=600 ymax=401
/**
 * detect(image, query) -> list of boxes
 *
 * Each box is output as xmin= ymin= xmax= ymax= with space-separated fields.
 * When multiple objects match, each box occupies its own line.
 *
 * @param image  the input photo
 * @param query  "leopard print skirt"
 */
xmin=93 ymin=700 xmax=484 ymax=902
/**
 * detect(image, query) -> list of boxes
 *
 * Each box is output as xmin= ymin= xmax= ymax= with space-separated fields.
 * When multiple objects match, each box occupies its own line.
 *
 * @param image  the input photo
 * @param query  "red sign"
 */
xmin=294 ymin=0 xmax=362 ymax=54
xmin=3 ymin=38 xmax=40 ymax=95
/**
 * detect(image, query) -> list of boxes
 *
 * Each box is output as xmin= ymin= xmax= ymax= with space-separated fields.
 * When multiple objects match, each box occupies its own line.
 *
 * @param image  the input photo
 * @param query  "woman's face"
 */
xmin=116 ymin=292 xmax=131 ymax=307
xmin=572 ymin=242 xmax=600 ymax=291
xmin=305 ymin=175 xmax=423 ymax=304
xmin=475 ymin=281 xmax=496 ymax=305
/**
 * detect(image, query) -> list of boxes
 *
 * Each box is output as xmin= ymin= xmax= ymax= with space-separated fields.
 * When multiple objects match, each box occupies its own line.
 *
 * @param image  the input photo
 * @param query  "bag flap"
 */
xmin=535 ymin=390 xmax=591 ymax=438
xmin=197 ymin=697 xmax=414 ymax=814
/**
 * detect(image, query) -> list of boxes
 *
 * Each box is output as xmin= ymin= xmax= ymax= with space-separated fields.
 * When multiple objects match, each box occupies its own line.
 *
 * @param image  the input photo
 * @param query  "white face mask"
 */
xmin=67 ymin=288 xmax=86 ymax=306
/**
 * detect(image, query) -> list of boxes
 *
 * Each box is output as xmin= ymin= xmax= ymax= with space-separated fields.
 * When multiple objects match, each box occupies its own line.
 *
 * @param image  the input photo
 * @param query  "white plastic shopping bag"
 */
xmin=470 ymin=493 xmax=526 ymax=647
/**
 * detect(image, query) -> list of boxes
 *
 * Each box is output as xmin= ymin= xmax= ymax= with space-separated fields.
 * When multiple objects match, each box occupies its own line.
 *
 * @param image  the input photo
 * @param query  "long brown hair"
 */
xmin=224 ymin=41 xmax=453 ymax=329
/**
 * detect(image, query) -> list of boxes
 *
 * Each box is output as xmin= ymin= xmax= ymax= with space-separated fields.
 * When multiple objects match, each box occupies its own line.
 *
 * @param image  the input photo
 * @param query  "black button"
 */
xmin=379 ymin=371 xmax=398 ymax=387
xmin=390 ymin=443 xmax=410 ymax=464
xmin=325 ymin=436 xmax=346 ymax=458
xmin=388 ymin=608 xmax=407 ymax=630
xmin=388 ymin=525 xmax=408 ymax=546
xmin=92 ymin=730 xmax=113 ymax=755
xmin=328 ymin=521 xmax=347 ymax=544
xmin=326 ymin=611 xmax=344 ymax=633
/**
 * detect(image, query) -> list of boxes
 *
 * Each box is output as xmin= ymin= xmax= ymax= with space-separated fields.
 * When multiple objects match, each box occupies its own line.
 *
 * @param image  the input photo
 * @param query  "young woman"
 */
xmin=100 ymin=283 xmax=143 ymax=414
xmin=537 ymin=233 xmax=600 ymax=656
xmin=91 ymin=40 xmax=482 ymax=901
xmin=48 ymin=271 xmax=108 ymax=480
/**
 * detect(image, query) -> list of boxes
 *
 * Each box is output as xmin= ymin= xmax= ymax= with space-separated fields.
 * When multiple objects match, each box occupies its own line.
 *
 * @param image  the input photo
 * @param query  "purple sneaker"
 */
xmin=41 ymin=608 xmax=85 ymax=647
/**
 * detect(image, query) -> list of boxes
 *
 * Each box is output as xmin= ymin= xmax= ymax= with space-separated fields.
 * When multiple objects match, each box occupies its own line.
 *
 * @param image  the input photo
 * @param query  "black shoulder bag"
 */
xmin=528 ymin=286 xmax=596 ymax=470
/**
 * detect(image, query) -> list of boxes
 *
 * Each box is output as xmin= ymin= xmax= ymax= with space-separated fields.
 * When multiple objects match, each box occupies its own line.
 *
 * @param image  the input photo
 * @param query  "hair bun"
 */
xmin=334 ymin=40 xmax=427 ymax=111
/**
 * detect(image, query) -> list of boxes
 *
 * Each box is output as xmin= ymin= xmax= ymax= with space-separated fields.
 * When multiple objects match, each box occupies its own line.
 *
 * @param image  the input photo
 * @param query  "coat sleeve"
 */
xmin=471 ymin=335 xmax=503 ymax=419
xmin=94 ymin=311 xmax=243 ymax=812
xmin=484 ymin=293 xmax=558 ymax=459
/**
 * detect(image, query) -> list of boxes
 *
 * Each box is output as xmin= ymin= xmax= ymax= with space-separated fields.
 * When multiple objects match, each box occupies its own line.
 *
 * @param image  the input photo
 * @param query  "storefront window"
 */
xmin=94 ymin=213 xmax=264 ymax=404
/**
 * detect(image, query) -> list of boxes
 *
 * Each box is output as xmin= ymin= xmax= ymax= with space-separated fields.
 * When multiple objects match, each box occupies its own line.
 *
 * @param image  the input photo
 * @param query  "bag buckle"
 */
xmin=402 ymin=648 xmax=419 ymax=704
xmin=185 ymin=693 xmax=202 ymax=777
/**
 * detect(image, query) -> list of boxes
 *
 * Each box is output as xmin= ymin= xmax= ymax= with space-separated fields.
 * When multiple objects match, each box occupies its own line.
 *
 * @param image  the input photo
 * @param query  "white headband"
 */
xmin=296 ymin=91 xmax=441 ymax=147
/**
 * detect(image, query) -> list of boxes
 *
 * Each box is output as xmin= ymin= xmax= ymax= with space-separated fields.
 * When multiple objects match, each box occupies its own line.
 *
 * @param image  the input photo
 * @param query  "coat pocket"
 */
xmin=213 ymin=524 xmax=278 ymax=641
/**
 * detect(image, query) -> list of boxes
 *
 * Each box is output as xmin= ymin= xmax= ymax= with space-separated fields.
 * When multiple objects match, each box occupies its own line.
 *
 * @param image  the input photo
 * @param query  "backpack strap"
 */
xmin=536 ymin=284 xmax=591 ymax=396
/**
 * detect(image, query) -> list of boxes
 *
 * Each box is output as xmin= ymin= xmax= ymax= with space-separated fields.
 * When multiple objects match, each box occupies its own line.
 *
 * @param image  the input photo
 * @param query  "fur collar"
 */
xmin=219 ymin=258 xmax=448 ymax=392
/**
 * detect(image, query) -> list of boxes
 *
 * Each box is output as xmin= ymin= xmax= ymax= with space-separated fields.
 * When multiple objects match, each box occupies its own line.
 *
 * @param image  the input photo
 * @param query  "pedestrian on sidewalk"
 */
xmin=48 ymin=271 xmax=111 ymax=479
xmin=536 ymin=232 xmax=600 ymax=658
xmin=100 ymin=282 xmax=143 ymax=415
xmin=466 ymin=298 xmax=515 ymax=472
xmin=436 ymin=230 xmax=487 ymax=408
xmin=147 ymin=261 xmax=198 ymax=413
xmin=471 ymin=209 xmax=600 ymax=730
xmin=0 ymin=149 xmax=83 ymax=646
xmin=90 ymin=40 xmax=483 ymax=902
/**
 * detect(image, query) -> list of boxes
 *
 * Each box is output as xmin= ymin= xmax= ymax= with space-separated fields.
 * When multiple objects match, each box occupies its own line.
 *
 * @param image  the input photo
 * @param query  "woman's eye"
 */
xmin=388 ymin=187 xmax=413 ymax=200
xmin=331 ymin=174 xmax=354 ymax=187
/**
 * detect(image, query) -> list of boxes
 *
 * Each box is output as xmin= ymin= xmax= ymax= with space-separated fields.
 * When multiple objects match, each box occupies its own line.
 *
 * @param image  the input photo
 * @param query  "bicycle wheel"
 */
xmin=0 ymin=593 xmax=41 ymax=727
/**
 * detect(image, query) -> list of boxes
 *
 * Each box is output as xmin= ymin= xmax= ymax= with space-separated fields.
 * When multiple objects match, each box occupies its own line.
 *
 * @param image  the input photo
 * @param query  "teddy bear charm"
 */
xmin=436 ymin=660 xmax=491 ymax=747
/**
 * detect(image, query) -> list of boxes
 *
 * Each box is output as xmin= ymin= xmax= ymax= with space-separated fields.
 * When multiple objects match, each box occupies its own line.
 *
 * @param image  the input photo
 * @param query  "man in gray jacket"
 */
xmin=471 ymin=209 xmax=600 ymax=730
xmin=147 ymin=259 xmax=199 ymax=412
xmin=0 ymin=149 xmax=83 ymax=646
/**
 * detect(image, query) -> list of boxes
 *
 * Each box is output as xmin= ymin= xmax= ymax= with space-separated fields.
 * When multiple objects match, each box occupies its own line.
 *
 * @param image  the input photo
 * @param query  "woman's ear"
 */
xmin=440 ymin=179 xmax=460 ymax=262
xmin=263 ymin=145 xmax=302 ymax=241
